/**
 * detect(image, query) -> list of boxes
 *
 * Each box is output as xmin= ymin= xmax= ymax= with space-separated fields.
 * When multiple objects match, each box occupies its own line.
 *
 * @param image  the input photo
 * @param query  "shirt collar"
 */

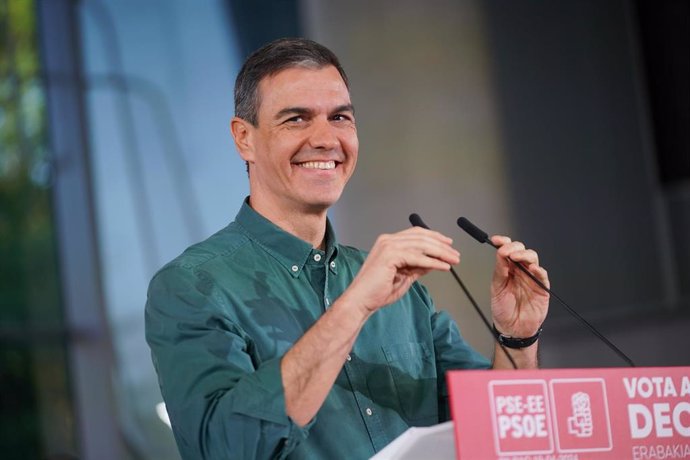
xmin=233 ymin=198 xmax=339 ymax=277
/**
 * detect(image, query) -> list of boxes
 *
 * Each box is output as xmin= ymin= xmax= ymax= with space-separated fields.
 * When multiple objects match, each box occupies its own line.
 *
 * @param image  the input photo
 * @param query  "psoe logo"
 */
xmin=568 ymin=392 xmax=594 ymax=438
xmin=550 ymin=379 xmax=613 ymax=453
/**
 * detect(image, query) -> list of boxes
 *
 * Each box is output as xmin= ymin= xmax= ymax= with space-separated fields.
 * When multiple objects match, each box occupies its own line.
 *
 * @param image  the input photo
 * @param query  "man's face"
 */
xmin=241 ymin=65 xmax=358 ymax=215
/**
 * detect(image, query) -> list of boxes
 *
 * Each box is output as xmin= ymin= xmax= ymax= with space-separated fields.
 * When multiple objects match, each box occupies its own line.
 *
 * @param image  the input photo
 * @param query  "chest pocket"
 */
xmin=382 ymin=342 xmax=438 ymax=423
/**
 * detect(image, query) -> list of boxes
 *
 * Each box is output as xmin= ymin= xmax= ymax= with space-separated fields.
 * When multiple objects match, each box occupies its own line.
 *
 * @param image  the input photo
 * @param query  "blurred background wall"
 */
xmin=1 ymin=0 xmax=687 ymax=458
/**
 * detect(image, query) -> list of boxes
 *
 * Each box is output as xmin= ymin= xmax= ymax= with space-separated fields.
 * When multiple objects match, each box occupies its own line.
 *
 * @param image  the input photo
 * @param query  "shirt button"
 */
xmin=366 ymin=408 xmax=373 ymax=416
xmin=346 ymin=354 xmax=351 ymax=361
xmin=330 ymin=261 xmax=336 ymax=269
xmin=291 ymin=265 xmax=298 ymax=272
xmin=313 ymin=254 xmax=322 ymax=262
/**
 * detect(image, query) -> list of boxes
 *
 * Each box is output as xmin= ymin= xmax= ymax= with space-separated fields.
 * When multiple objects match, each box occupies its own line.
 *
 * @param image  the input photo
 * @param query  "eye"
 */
xmin=332 ymin=113 xmax=353 ymax=122
xmin=285 ymin=115 xmax=304 ymax=123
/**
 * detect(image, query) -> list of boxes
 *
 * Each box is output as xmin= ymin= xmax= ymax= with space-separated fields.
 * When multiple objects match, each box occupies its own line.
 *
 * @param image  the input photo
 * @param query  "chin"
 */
xmin=292 ymin=180 xmax=348 ymax=212
xmin=302 ymin=194 xmax=341 ymax=212
xmin=303 ymin=200 xmax=337 ymax=213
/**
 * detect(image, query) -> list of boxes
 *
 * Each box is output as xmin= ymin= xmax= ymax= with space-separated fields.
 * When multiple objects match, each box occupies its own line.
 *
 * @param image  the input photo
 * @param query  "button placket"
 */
xmin=323 ymin=258 xmax=331 ymax=310
xmin=341 ymin=349 xmax=387 ymax=451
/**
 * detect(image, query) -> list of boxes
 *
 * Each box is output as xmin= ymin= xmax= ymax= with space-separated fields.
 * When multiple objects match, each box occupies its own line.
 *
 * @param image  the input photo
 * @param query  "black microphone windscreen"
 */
xmin=457 ymin=217 xmax=489 ymax=243
xmin=409 ymin=213 xmax=430 ymax=229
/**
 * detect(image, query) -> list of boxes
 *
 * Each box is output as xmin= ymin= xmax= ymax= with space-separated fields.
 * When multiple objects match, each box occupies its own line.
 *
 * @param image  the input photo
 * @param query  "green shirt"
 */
xmin=146 ymin=200 xmax=490 ymax=460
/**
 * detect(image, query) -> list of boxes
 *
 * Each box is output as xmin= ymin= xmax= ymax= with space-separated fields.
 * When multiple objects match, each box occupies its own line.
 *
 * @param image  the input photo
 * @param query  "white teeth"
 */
xmin=298 ymin=161 xmax=336 ymax=170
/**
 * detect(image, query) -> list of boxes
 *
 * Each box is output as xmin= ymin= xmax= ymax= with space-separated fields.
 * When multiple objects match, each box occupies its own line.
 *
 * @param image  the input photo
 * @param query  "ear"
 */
xmin=230 ymin=117 xmax=256 ymax=163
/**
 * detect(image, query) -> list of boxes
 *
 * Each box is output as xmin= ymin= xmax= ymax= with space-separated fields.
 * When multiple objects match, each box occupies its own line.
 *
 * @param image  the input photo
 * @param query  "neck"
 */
xmin=248 ymin=196 xmax=328 ymax=249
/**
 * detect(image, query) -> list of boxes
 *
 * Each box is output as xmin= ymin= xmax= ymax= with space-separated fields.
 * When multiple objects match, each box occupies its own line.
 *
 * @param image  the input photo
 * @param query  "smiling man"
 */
xmin=146 ymin=38 xmax=550 ymax=460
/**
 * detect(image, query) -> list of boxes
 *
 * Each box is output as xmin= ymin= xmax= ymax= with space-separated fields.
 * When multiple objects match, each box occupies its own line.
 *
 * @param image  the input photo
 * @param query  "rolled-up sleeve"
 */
xmin=145 ymin=265 xmax=313 ymax=459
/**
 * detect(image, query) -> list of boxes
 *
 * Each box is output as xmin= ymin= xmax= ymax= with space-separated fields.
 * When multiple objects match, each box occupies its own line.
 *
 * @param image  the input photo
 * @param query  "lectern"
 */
xmin=372 ymin=367 xmax=690 ymax=459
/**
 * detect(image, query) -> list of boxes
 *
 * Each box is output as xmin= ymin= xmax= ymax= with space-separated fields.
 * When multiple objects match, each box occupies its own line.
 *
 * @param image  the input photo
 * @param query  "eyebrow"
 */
xmin=333 ymin=104 xmax=355 ymax=115
xmin=274 ymin=107 xmax=311 ymax=121
xmin=273 ymin=104 xmax=355 ymax=121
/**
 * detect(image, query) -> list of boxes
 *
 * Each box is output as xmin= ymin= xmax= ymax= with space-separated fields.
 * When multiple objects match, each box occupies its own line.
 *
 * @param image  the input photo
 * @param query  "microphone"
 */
xmin=457 ymin=216 xmax=636 ymax=367
xmin=409 ymin=213 xmax=518 ymax=369
xmin=457 ymin=217 xmax=491 ymax=246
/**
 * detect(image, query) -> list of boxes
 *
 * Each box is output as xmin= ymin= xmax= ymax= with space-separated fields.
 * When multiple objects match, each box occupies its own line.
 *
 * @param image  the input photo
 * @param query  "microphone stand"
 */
xmin=409 ymin=213 xmax=519 ymax=369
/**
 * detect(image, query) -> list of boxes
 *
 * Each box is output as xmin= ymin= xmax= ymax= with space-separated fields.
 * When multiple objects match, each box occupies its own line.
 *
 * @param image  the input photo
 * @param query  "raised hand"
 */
xmin=346 ymin=227 xmax=460 ymax=315
xmin=490 ymin=235 xmax=550 ymax=339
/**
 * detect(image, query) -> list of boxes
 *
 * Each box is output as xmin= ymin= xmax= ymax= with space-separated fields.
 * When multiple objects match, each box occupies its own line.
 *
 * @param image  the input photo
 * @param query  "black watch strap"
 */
xmin=493 ymin=324 xmax=542 ymax=349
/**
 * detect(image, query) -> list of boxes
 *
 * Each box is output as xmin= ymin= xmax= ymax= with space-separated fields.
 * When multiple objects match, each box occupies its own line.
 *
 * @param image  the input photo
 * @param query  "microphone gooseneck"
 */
xmin=456 ymin=216 xmax=636 ymax=367
xmin=409 ymin=213 xmax=518 ymax=369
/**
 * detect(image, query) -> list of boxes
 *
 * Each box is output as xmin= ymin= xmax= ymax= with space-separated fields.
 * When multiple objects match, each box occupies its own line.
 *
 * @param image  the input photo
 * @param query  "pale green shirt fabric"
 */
xmin=146 ymin=200 xmax=490 ymax=459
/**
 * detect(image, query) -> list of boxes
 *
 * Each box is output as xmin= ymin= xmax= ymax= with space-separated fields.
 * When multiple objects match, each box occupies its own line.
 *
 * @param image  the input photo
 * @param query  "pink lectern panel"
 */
xmin=447 ymin=367 xmax=690 ymax=459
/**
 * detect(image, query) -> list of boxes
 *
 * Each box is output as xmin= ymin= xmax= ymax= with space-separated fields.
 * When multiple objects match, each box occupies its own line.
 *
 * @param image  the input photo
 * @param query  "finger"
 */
xmin=399 ymin=253 xmax=453 ymax=272
xmin=490 ymin=235 xmax=511 ymax=247
xmin=497 ymin=241 xmax=526 ymax=259
xmin=403 ymin=241 xmax=460 ymax=266
xmin=417 ymin=241 xmax=459 ymax=264
xmin=493 ymin=241 xmax=524 ymax=278
xmin=405 ymin=226 xmax=454 ymax=245
xmin=399 ymin=266 xmax=434 ymax=277
xmin=373 ymin=230 xmax=461 ymax=269
xmin=507 ymin=248 xmax=539 ymax=266
xmin=528 ymin=265 xmax=550 ymax=290
xmin=390 ymin=233 xmax=461 ymax=264
xmin=375 ymin=231 xmax=457 ymax=254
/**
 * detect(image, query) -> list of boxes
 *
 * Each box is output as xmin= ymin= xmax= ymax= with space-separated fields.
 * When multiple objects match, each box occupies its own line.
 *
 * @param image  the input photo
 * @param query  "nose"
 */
xmin=308 ymin=118 xmax=339 ymax=150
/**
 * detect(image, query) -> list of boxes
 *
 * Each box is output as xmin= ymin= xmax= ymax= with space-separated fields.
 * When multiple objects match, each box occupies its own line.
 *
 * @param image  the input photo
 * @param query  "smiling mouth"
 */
xmin=296 ymin=160 xmax=337 ymax=170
